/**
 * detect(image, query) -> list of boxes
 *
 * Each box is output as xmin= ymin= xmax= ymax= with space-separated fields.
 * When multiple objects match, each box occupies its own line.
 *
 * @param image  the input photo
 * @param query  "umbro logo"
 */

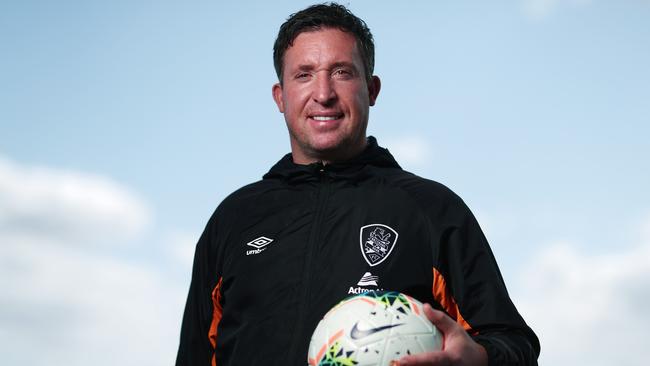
xmin=247 ymin=236 xmax=273 ymax=249
xmin=246 ymin=236 xmax=274 ymax=256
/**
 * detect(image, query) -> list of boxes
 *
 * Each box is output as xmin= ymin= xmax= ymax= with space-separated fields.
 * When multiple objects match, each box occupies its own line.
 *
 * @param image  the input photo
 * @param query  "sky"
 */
xmin=1 ymin=0 xmax=649 ymax=365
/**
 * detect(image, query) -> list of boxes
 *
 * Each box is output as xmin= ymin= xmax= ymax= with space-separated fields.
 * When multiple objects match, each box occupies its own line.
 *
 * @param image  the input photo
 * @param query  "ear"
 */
xmin=368 ymin=75 xmax=381 ymax=106
xmin=272 ymin=82 xmax=285 ymax=113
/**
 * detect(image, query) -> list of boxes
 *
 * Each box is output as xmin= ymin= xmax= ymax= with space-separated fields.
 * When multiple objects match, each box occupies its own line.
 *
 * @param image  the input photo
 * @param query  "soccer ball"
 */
xmin=308 ymin=291 xmax=443 ymax=366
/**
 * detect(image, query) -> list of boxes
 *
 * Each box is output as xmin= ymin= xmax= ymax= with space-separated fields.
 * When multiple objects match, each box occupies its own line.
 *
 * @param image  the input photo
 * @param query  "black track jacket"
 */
xmin=176 ymin=137 xmax=540 ymax=366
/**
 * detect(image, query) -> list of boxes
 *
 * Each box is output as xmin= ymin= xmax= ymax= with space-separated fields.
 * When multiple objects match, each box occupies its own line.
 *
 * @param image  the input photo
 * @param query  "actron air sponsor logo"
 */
xmin=246 ymin=236 xmax=274 ymax=256
xmin=357 ymin=272 xmax=378 ymax=286
xmin=348 ymin=286 xmax=385 ymax=295
xmin=348 ymin=271 xmax=383 ymax=294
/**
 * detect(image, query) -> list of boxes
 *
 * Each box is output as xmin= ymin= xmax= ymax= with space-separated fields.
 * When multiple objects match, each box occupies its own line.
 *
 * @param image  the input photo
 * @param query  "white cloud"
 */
xmin=513 ymin=216 xmax=650 ymax=366
xmin=164 ymin=230 xmax=199 ymax=269
xmin=383 ymin=135 xmax=433 ymax=167
xmin=522 ymin=0 xmax=593 ymax=20
xmin=0 ymin=156 xmax=151 ymax=246
xmin=0 ymin=235 xmax=185 ymax=366
xmin=0 ymin=156 xmax=185 ymax=366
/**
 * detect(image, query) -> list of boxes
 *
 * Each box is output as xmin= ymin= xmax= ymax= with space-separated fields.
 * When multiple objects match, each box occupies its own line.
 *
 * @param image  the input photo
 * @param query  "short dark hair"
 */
xmin=273 ymin=2 xmax=375 ymax=84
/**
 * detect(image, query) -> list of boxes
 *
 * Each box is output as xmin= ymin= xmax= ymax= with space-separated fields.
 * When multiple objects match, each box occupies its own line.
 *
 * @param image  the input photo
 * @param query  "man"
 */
xmin=176 ymin=3 xmax=539 ymax=366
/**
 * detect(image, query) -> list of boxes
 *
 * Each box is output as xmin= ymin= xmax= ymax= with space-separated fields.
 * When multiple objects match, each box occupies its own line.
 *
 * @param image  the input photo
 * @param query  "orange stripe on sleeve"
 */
xmin=209 ymin=277 xmax=224 ymax=366
xmin=431 ymin=267 xmax=477 ymax=335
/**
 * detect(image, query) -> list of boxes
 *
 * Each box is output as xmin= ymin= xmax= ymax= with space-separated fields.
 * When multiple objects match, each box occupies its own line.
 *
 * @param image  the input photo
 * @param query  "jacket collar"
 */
xmin=263 ymin=136 xmax=401 ymax=182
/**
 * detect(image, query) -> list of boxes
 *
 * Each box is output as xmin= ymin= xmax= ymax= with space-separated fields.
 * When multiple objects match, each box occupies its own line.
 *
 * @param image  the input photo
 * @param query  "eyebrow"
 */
xmin=295 ymin=64 xmax=315 ymax=72
xmin=330 ymin=62 xmax=358 ymax=72
xmin=293 ymin=61 xmax=359 ymax=73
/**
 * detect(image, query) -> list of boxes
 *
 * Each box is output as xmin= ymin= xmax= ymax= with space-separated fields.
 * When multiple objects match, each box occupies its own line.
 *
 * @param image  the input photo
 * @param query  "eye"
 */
xmin=295 ymin=72 xmax=311 ymax=80
xmin=332 ymin=68 xmax=354 ymax=79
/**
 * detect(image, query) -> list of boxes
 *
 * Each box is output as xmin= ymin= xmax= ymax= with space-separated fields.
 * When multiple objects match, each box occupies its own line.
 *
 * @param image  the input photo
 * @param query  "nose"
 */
xmin=313 ymin=72 xmax=337 ymax=105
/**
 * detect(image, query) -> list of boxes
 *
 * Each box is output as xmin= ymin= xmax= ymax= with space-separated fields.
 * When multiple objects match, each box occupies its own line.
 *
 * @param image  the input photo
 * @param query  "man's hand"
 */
xmin=392 ymin=303 xmax=488 ymax=366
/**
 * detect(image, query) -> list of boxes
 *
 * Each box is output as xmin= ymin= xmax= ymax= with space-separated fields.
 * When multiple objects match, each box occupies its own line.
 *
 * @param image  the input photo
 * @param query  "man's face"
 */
xmin=272 ymin=28 xmax=380 ymax=164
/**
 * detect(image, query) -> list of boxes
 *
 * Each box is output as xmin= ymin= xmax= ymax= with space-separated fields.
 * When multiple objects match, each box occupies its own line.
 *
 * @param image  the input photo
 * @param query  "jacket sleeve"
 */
xmin=473 ymin=330 xmax=539 ymax=366
xmin=434 ymin=196 xmax=540 ymax=366
xmin=176 ymin=215 xmax=222 ymax=366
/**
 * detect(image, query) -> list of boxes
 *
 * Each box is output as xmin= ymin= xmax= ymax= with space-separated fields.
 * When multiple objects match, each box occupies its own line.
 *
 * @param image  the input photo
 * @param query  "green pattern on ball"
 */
xmin=355 ymin=291 xmax=412 ymax=313
xmin=317 ymin=341 xmax=358 ymax=366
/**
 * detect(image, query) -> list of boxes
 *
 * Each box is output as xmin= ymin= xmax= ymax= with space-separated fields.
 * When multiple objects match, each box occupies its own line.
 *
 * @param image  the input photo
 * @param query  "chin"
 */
xmin=308 ymin=136 xmax=364 ymax=160
xmin=309 ymin=137 xmax=347 ymax=154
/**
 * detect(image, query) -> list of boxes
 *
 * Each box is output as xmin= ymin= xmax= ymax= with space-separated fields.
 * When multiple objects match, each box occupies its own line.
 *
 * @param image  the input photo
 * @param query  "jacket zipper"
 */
xmin=287 ymin=162 xmax=331 ymax=364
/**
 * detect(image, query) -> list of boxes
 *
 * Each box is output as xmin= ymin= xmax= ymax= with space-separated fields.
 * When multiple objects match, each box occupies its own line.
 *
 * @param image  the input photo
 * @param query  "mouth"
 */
xmin=309 ymin=113 xmax=344 ymax=122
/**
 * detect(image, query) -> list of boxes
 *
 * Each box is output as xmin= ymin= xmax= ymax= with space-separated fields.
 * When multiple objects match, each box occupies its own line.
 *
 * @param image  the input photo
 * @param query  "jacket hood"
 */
xmin=263 ymin=136 xmax=401 ymax=182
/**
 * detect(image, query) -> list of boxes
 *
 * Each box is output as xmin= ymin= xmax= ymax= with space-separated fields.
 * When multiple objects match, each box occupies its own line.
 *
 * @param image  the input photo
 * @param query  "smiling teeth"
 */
xmin=313 ymin=116 xmax=339 ymax=121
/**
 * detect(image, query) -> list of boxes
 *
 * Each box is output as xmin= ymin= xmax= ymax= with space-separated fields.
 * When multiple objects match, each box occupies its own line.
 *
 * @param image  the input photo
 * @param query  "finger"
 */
xmin=396 ymin=350 xmax=448 ymax=366
xmin=423 ymin=303 xmax=457 ymax=335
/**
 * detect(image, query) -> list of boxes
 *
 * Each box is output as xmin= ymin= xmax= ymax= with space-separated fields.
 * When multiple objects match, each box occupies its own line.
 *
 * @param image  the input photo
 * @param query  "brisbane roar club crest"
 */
xmin=359 ymin=224 xmax=398 ymax=266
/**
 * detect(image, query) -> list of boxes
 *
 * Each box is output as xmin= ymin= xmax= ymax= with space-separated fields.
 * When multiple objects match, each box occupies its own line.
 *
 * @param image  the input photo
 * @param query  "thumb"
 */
xmin=423 ymin=303 xmax=457 ymax=335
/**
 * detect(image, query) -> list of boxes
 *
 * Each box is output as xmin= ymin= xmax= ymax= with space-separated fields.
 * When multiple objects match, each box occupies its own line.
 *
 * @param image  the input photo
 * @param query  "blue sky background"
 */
xmin=1 ymin=1 xmax=649 ymax=365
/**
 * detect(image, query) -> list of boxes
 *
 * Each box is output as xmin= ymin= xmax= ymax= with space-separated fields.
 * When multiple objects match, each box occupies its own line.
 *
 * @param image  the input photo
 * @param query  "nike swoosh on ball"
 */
xmin=350 ymin=322 xmax=404 ymax=339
